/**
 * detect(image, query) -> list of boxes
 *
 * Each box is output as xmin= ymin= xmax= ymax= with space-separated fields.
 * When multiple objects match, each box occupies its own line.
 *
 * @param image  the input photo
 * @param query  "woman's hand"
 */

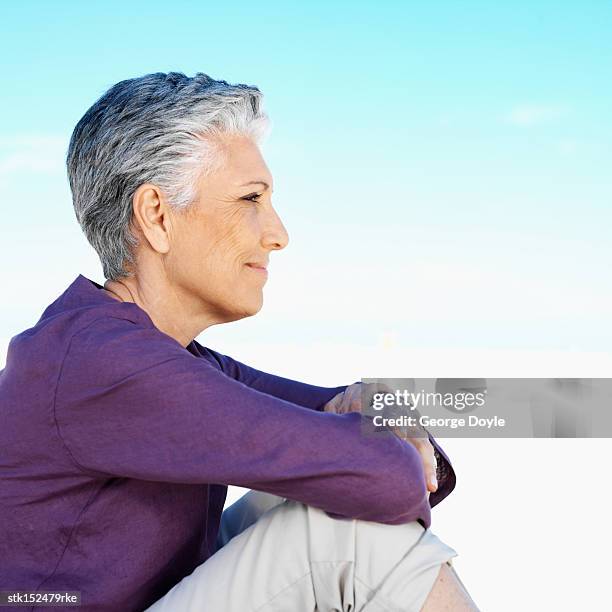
xmin=323 ymin=382 xmax=438 ymax=497
xmin=322 ymin=382 xmax=364 ymax=415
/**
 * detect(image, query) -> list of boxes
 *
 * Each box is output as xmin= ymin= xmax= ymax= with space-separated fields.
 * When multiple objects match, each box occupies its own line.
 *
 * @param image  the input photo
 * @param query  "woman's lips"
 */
xmin=245 ymin=263 xmax=268 ymax=276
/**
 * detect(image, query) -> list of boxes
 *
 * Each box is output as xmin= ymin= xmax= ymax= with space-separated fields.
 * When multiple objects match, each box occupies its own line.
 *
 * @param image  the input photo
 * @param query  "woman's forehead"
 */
xmin=213 ymin=155 xmax=273 ymax=191
xmin=195 ymin=132 xmax=273 ymax=193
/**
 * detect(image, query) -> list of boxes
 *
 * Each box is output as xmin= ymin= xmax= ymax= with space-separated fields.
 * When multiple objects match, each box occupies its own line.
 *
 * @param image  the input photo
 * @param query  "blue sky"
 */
xmin=1 ymin=0 xmax=611 ymax=360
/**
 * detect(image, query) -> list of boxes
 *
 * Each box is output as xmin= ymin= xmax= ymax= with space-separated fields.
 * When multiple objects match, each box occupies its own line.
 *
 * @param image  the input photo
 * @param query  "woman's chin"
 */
xmin=233 ymin=294 xmax=264 ymax=319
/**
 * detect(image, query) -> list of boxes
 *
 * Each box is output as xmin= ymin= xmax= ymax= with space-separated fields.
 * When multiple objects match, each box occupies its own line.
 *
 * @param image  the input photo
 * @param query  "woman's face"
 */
xmin=166 ymin=132 xmax=289 ymax=325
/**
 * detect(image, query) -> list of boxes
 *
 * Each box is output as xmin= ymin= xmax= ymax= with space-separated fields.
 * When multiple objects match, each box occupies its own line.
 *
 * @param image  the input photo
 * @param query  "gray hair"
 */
xmin=66 ymin=71 xmax=271 ymax=280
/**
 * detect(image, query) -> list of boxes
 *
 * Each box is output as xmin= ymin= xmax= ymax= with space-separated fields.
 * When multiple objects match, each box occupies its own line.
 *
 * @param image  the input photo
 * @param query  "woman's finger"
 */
xmin=401 ymin=435 xmax=438 ymax=493
xmin=419 ymin=439 xmax=438 ymax=492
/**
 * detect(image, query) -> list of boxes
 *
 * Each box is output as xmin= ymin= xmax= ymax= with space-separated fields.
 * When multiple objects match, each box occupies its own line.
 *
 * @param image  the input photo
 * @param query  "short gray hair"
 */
xmin=66 ymin=71 xmax=271 ymax=280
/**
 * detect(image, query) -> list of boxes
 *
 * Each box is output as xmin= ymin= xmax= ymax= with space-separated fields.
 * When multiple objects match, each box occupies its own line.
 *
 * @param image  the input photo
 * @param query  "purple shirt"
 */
xmin=0 ymin=274 xmax=456 ymax=611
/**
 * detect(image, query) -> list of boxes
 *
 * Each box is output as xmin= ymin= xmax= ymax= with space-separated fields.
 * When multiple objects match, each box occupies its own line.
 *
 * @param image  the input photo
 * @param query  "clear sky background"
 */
xmin=1 ymin=2 xmax=611 ymax=610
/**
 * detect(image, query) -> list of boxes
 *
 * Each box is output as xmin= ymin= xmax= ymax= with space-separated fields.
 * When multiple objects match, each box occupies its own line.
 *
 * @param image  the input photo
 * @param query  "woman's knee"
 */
xmin=266 ymin=499 xmax=455 ymax=570
xmin=273 ymin=501 xmax=461 ymax=611
xmin=208 ymin=500 xmax=462 ymax=612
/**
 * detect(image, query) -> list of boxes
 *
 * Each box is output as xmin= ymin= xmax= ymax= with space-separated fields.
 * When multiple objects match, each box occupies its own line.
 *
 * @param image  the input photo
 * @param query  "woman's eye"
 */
xmin=242 ymin=193 xmax=262 ymax=203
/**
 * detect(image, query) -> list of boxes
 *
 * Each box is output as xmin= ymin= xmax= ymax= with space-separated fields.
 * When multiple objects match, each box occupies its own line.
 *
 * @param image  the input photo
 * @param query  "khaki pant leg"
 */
xmin=146 ymin=495 xmax=457 ymax=612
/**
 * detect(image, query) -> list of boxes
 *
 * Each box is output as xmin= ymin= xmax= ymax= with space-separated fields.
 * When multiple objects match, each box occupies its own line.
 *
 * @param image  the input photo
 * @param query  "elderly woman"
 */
xmin=0 ymin=72 xmax=479 ymax=611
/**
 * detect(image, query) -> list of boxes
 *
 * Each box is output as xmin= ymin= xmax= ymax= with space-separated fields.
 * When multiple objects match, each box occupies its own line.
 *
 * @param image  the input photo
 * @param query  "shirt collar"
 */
xmin=41 ymin=274 xmax=200 ymax=356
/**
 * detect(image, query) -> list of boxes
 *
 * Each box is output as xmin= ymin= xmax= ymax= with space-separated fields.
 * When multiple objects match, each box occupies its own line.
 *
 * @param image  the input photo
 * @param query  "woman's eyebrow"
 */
xmin=240 ymin=180 xmax=271 ymax=190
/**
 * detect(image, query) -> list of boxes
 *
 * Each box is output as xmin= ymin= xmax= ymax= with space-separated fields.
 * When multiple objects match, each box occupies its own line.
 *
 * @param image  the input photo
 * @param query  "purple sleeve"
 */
xmin=54 ymin=317 xmax=434 ymax=526
xmin=195 ymin=345 xmax=456 ymax=510
xmin=196 ymin=345 xmax=457 ymax=509
xmin=193 ymin=341 xmax=357 ymax=411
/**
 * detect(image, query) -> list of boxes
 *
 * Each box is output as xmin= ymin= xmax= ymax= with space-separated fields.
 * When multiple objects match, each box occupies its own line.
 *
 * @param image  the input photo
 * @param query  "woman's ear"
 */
xmin=131 ymin=183 xmax=172 ymax=255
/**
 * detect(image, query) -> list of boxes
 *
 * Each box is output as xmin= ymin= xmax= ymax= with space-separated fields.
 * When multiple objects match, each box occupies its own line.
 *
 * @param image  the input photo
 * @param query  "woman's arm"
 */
xmin=195 ymin=344 xmax=456 ymax=509
xmin=54 ymin=316 xmax=440 ymax=527
xmin=192 ymin=340 xmax=358 ymax=411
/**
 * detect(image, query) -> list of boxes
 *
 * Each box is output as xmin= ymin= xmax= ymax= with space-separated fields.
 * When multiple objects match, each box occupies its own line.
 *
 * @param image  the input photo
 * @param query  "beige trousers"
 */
xmin=145 ymin=491 xmax=458 ymax=612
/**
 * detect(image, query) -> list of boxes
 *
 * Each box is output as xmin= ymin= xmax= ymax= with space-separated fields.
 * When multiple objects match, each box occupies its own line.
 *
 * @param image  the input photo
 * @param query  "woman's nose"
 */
xmin=262 ymin=206 xmax=289 ymax=251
